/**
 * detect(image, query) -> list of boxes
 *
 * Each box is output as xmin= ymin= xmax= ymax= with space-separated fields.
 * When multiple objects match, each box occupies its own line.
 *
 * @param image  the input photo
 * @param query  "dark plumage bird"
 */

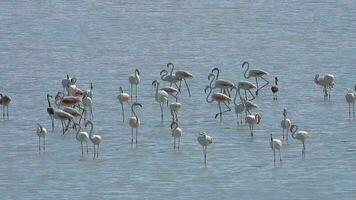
xmin=271 ymin=77 xmax=279 ymax=100
xmin=0 ymin=93 xmax=11 ymax=119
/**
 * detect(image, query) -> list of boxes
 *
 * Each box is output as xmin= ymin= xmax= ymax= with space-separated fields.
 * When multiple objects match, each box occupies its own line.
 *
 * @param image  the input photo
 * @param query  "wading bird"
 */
xmin=290 ymin=125 xmax=310 ymax=157
xmin=54 ymin=109 xmax=74 ymax=135
xmin=281 ymin=109 xmax=291 ymax=142
xmin=210 ymin=67 xmax=235 ymax=97
xmin=171 ymin=121 xmax=182 ymax=150
xmin=85 ymin=121 xmax=102 ymax=159
xmin=245 ymin=114 xmax=261 ymax=136
xmin=314 ymin=74 xmax=335 ymax=100
xmin=271 ymin=77 xmax=279 ymax=100
xmin=152 ymin=80 xmax=169 ymax=121
xmin=237 ymin=81 xmax=257 ymax=101
xmin=0 ymin=93 xmax=11 ymax=119
xmin=197 ymin=132 xmax=213 ymax=166
xmin=242 ymin=61 xmax=269 ymax=96
xmin=36 ymin=124 xmax=47 ymax=152
xmin=129 ymin=69 xmax=140 ymax=101
xmin=129 ymin=102 xmax=142 ymax=144
xmin=160 ymin=69 xmax=180 ymax=89
xmin=74 ymin=123 xmax=89 ymax=157
xmin=167 ymin=63 xmax=194 ymax=97
xmin=345 ymin=88 xmax=355 ymax=117
xmin=270 ymin=134 xmax=282 ymax=163
xmin=117 ymin=87 xmax=131 ymax=122
xmin=170 ymin=102 xmax=182 ymax=122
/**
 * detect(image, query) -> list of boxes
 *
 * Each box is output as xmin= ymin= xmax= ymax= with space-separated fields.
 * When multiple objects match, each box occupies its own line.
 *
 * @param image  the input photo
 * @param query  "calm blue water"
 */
xmin=1 ymin=0 xmax=356 ymax=199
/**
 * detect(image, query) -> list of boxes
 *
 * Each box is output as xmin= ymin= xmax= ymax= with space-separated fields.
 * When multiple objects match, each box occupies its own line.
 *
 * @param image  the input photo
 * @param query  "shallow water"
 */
xmin=0 ymin=0 xmax=356 ymax=199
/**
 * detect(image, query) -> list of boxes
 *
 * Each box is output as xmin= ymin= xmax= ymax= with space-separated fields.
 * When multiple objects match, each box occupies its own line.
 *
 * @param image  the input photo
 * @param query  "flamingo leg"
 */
xmin=259 ymin=76 xmax=269 ymax=94
xmin=215 ymin=102 xmax=222 ymax=121
xmin=51 ymin=116 xmax=54 ymax=132
xmin=173 ymin=138 xmax=176 ymax=150
xmin=135 ymin=84 xmax=138 ymax=101
xmin=227 ymin=89 xmax=231 ymax=98
xmin=278 ymin=149 xmax=282 ymax=161
xmin=178 ymin=80 xmax=182 ymax=93
xmin=184 ymin=79 xmax=191 ymax=97
xmin=203 ymin=146 xmax=207 ymax=166
xmin=97 ymin=144 xmax=99 ymax=158
xmin=286 ymin=128 xmax=289 ymax=143
xmin=353 ymin=103 xmax=355 ymax=116
xmin=135 ymin=128 xmax=138 ymax=144
xmin=178 ymin=137 xmax=180 ymax=150
xmin=43 ymin=137 xmax=45 ymax=151
xmin=93 ymin=145 xmax=96 ymax=159
xmin=81 ymin=141 xmax=83 ymax=157
xmin=121 ymin=103 xmax=125 ymax=122
xmin=273 ymin=149 xmax=276 ymax=163
xmin=86 ymin=141 xmax=89 ymax=156
xmin=349 ymin=104 xmax=351 ymax=117
xmin=244 ymin=90 xmax=247 ymax=101
xmin=255 ymin=77 xmax=259 ymax=95
xmin=247 ymin=89 xmax=256 ymax=101
xmin=38 ymin=137 xmax=41 ymax=152
xmin=160 ymin=102 xmax=164 ymax=121
xmin=131 ymin=128 xmax=134 ymax=144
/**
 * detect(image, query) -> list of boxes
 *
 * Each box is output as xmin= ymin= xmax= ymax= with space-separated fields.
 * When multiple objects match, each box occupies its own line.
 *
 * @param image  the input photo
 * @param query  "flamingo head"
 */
xmin=47 ymin=94 xmax=52 ymax=99
xmin=152 ymin=80 xmax=159 ymax=87
xmin=242 ymin=61 xmax=249 ymax=68
xmin=167 ymin=62 xmax=174 ymax=68
xmin=119 ymin=86 xmax=123 ymax=93
xmin=275 ymin=77 xmax=278 ymax=85
xmin=283 ymin=109 xmax=287 ymax=117
xmin=160 ymin=69 xmax=167 ymax=75
xmin=135 ymin=69 xmax=140 ymax=76
xmin=270 ymin=134 xmax=273 ymax=141
xmin=132 ymin=102 xmax=142 ymax=109
xmin=290 ymin=124 xmax=298 ymax=133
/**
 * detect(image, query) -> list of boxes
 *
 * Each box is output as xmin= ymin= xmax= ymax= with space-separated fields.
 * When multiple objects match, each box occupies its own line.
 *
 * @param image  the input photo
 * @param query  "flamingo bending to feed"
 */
xmin=171 ymin=121 xmax=182 ymax=150
xmin=345 ymin=88 xmax=355 ymax=117
xmin=245 ymin=114 xmax=261 ymax=136
xmin=54 ymin=109 xmax=74 ymax=135
xmin=129 ymin=69 xmax=140 ymax=101
xmin=271 ymin=77 xmax=279 ymax=100
xmin=152 ymin=80 xmax=169 ymax=121
xmin=167 ymin=63 xmax=194 ymax=97
xmin=117 ymin=87 xmax=131 ymax=122
xmin=46 ymin=94 xmax=55 ymax=131
xmin=85 ymin=121 xmax=102 ymax=159
xmin=170 ymin=102 xmax=182 ymax=122
xmin=210 ymin=67 xmax=235 ymax=97
xmin=0 ymin=93 xmax=11 ymax=119
xmin=129 ymin=102 xmax=142 ymax=144
xmin=197 ymin=132 xmax=213 ymax=166
xmin=281 ymin=109 xmax=291 ymax=142
xmin=270 ymin=134 xmax=282 ymax=163
xmin=74 ymin=123 xmax=89 ymax=157
xmin=242 ymin=61 xmax=269 ymax=96
xmin=36 ymin=124 xmax=47 ymax=152
xmin=237 ymin=81 xmax=257 ymax=101
xmin=314 ymin=74 xmax=335 ymax=100
xmin=290 ymin=125 xmax=310 ymax=156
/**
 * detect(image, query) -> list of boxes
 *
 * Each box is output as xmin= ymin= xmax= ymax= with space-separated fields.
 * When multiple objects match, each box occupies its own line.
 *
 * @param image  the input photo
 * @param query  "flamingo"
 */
xmin=62 ymin=106 xmax=82 ymax=125
xmin=197 ymin=132 xmax=213 ymax=166
xmin=53 ymin=109 xmax=74 ymax=135
xmin=85 ymin=121 xmax=102 ymax=159
xmin=129 ymin=69 xmax=140 ymax=101
xmin=46 ymin=94 xmax=54 ymax=131
xmin=55 ymin=92 xmax=82 ymax=108
xmin=61 ymin=75 xmax=77 ymax=95
xmin=167 ymin=63 xmax=194 ymax=97
xmin=36 ymin=124 xmax=47 ymax=152
xmin=81 ymin=94 xmax=93 ymax=122
xmin=83 ymin=82 xmax=94 ymax=99
xmin=160 ymin=86 xmax=179 ymax=106
xmin=345 ymin=89 xmax=355 ymax=117
xmin=129 ymin=102 xmax=142 ymax=144
xmin=68 ymin=84 xmax=84 ymax=97
xmin=170 ymin=102 xmax=182 ymax=122
xmin=0 ymin=93 xmax=11 ymax=119
xmin=242 ymin=61 xmax=269 ymax=96
xmin=281 ymin=109 xmax=291 ymax=142
xmin=117 ymin=87 xmax=131 ymax=122
xmin=152 ymin=80 xmax=169 ymax=121
xmin=270 ymin=134 xmax=282 ymax=163
xmin=237 ymin=81 xmax=257 ymax=101
xmin=232 ymin=86 xmax=245 ymax=125
xmin=171 ymin=121 xmax=182 ymax=150
xmin=205 ymin=73 xmax=232 ymax=121
xmin=290 ymin=125 xmax=310 ymax=156
xmin=271 ymin=77 xmax=279 ymax=100
xmin=74 ymin=123 xmax=89 ymax=157
xmin=314 ymin=74 xmax=335 ymax=100
xmin=210 ymin=67 xmax=235 ymax=97
xmin=245 ymin=114 xmax=261 ymax=136
xmin=160 ymin=69 xmax=180 ymax=89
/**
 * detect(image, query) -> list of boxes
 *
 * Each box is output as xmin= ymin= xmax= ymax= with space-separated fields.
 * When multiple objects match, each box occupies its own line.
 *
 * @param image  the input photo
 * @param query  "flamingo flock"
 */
xmin=3 ymin=61 xmax=354 ymax=167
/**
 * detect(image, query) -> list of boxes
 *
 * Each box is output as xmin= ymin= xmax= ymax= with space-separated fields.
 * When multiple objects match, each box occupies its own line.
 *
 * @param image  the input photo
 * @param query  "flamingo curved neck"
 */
xmin=291 ymin=126 xmax=298 ymax=139
xmin=160 ymin=70 xmax=168 ymax=80
xmin=119 ymin=87 xmax=123 ymax=93
xmin=47 ymin=95 xmax=52 ymax=107
xmin=208 ymin=74 xmax=216 ymax=88
xmin=168 ymin=63 xmax=174 ymax=77
xmin=87 ymin=122 xmax=94 ymax=141
xmin=75 ymin=124 xmax=81 ymax=140
xmin=155 ymin=83 xmax=159 ymax=99
xmin=243 ymin=63 xmax=249 ymax=79
xmin=205 ymin=87 xmax=213 ymax=103
xmin=233 ymin=88 xmax=239 ymax=105
xmin=132 ymin=106 xmax=139 ymax=120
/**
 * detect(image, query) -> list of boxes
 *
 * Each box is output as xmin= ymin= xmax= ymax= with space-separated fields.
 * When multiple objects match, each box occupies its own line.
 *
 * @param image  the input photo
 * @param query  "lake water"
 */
xmin=0 ymin=0 xmax=356 ymax=199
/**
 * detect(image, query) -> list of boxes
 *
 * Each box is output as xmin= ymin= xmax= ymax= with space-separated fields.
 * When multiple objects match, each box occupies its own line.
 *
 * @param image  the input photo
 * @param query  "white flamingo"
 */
xmin=270 ymin=134 xmax=282 ymax=163
xmin=161 ymin=86 xmax=179 ymax=105
xmin=232 ymin=86 xmax=245 ymax=125
xmin=152 ymin=80 xmax=169 ymax=121
xmin=36 ymin=124 xmax=47 ymax=152
xmin=74 ymin=123 xmax=89 ymax=157
xmin=242 ymin=61 xmax=269 ymax=96
xmin=171 ymin=121 xmax=182 ymax=150
xmin=197 ymin=132 xmax=213 ymax=166
xmin=281 ymin=109 xmax=291 ymax=142
xmin=83 ymin=82 xmax=94 ymax=99
xmin=170 ymin=102 xmax=182 ymax=122
xmin=61 ymin=75 xmax=77 ymax=95
xmin=53 ymin=109 xmax=74 ymax=135
xmin=117 ymin=86 xmax=131 ymax=122
xmin=62 ymin=106 xmax=82 ymax=125
xmin=129 ymin=69 xmax=140 ymax=101
xmin=314 ymin=74 xmax=335 ymax=100
xmin=68 ymin=84 xmax=83 ymax=97
xmin=271 ymin=77 xmax=279 ymax=100
xmin=167 ymin=63 xmax=194 ymax=97
xmin=0 ymin=93 xmax=11 ymax=119
xmin=245 ymin=114 xmax=261 ymax=136
xmin=85 ymin=121 xmax=102 ymax=159
xmin=237 ymin=81 xmax=257 ymax=101
xmin=290 ymin=125 xmax=310 ymax=156
xmin=82 ymin=94 xmax=93 ymax=122
xmin=210 ymin=67 xmax=235 ymax=97
xmin=46 ymin=94 xmax=55 ymax=131
xmin=205 ymin=74 xmax=232 ymax=121
xmin=129 ymin=102 xmax=142 ymax=144
xmin=345 ymin=88 xmax=355 ymax=117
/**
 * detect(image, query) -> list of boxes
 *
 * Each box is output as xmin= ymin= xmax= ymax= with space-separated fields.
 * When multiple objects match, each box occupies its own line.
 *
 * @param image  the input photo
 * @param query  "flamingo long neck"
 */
xmin=155 ymin=83 xmax=159 ymax=100
xmin=168 ymin=63 xmax=174 ymax=77
xmin=132 ymin=106 xmax=139 ymax=120
xmin=233 ymin=88 xmax=239 ymax=105
xmin=243 ymin=62 xmax=250 ymax=79
xmin=119 ymin=87 xmax=123 ymax=94
xmin=212 ymin=68 xmax=220 ymax=80
xmin=291 ymin=126 xmax=298 ymax=139
xmin=172 ymin=123 xmax=178 ymax=132
xmin=47 ymin=95 xmax=52 ymax=107
xmin=135 ymin=69 xmax=139 ymax=78
xmin=75 ymin=124 xmax=81 ymax=140
xmin=88 ymin=122 xmax=94 ymax=141
xmin=160 ymin=70 xmax=168 ymax=81
xmin=208 ymin=74 xmax=216 ymax=88
xmin=205 ymin=87 xmax=213 ymax=103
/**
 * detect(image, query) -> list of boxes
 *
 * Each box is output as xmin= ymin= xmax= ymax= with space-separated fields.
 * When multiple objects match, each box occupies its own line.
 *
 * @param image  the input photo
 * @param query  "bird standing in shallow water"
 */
xmin=271 ymin=77 xmax=279 ymax=100
xmin=36 ymin=124 xmax=47 ymax=152
xmin=197 ymin=132 xmax=213 ymax=167
xmin=270 ymin=134 xmax=282 ymax=163
xmin=167 ymin=63 xmax=194 ymax=97
xmin=0 ymin=93 xmax=11 ymax=119
xmin=129 ymin=102 xmax=142 ymax=144
xmin=74 ymin=123 xmax=89 ymax=157
xmin=290 ymin=125 xmax=310 ymax=157
xmin=345 ymin=88 xmax=355 ymax=117
xmin=117 ymin=86 xmax=131 ymax=122
xmin=152 ymin=80 xmax=169 ymax=121
xmin=245 ymin=114 xmax=261 ymax=136
xmin=129 ymin=69 xmax=140 ymax=102
xmin=171 ymin=121 xmax=182 ymax=150
xmin=85 ymin=121 xmax=102 ymax=159
xmin=281 ymin=109 xmax=291 ymax=142
xmin=314 ymin=74 xmax=335 ymax=100
xmin=242 ymin=61 xmax=269 ymax=96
